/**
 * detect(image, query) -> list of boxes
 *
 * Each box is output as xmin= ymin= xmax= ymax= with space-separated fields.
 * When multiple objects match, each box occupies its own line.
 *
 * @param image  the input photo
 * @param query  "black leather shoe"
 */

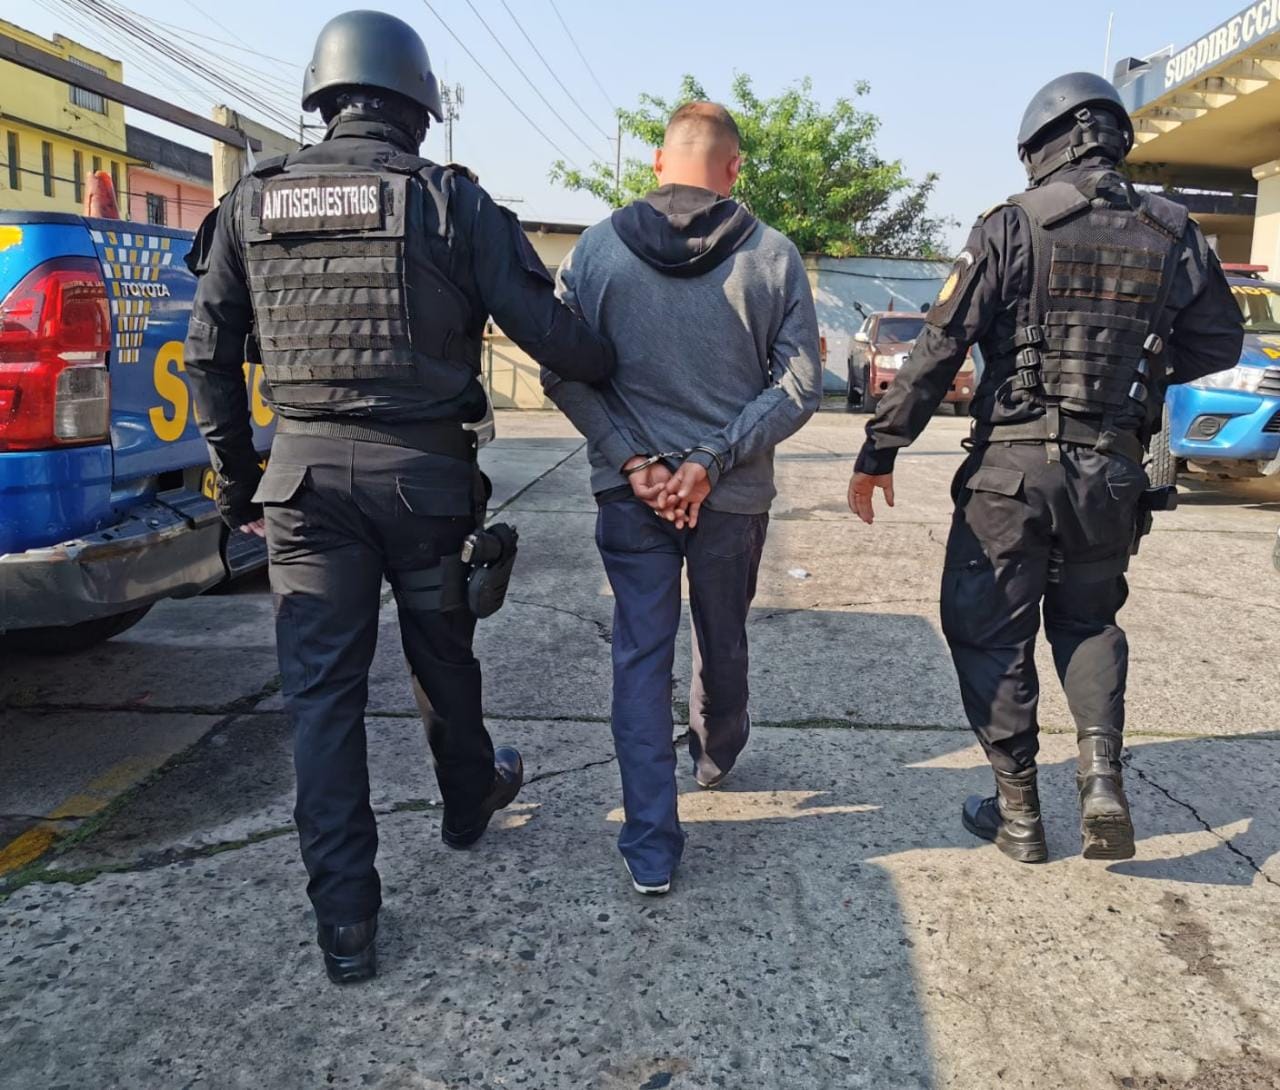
xmin=1077 ymin=727 xmax=1135 ymax=861
xmin=317 ymin=916 xmax=377 ymax=984
xmin=962 ymin=766 xmax=1048 ymax=864
xmin=442 ymin=746 xmax=524 ymax=850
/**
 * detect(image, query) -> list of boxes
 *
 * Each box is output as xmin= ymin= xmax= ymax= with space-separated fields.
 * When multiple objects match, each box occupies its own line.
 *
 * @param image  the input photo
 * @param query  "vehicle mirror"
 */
xmin=853 ymin=330 xmax=870 ymax=344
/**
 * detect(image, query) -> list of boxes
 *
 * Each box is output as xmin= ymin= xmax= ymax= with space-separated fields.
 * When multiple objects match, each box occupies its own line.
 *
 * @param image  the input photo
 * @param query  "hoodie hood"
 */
xmin=610 ymin=184 xmax=759 ymax=278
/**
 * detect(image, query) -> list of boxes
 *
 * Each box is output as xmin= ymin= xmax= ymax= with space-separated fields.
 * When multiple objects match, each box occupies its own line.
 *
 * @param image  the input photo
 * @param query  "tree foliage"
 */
xmin=551 ymin=75 xmax=954 ymax=258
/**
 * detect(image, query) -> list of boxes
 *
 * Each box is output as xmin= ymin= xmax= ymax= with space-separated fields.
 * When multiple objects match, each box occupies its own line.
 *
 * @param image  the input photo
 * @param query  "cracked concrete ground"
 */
xmin=2 ymin=408 xmax=1278 ymax=1090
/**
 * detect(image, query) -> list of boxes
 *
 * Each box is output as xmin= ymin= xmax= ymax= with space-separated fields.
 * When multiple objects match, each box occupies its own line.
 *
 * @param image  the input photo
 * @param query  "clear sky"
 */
xmin=8 ymin=0 xmax=1239 ymax=249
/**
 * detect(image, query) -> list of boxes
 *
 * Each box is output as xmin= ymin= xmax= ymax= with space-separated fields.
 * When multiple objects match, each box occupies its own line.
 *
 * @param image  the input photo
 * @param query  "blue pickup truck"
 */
xmin=1148 ymin=274 xmax=1280 ymax=487
xmin=0 ymin=212 xmax=274 ymax=653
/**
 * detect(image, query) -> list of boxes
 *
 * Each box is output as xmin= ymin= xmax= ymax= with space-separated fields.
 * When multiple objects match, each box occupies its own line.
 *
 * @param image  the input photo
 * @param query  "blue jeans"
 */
xmin=596 ymin=496 xmax=768 ymax=883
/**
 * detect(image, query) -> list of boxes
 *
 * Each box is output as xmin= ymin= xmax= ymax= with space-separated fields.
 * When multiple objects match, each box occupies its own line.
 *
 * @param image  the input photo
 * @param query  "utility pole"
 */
xmin=440 ymin=82 xmax=464 ymax=162
xmin=614 ymin=116 xmax=621 ymax=205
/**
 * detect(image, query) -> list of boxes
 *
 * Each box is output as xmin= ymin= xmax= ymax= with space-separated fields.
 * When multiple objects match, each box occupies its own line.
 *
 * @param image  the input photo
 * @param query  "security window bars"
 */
xmin=42 ymin=142 xmax=54 ymax=197
xmin=146 ymin=193 xmax=167 ymax=226
xmin=68 ymin=57 xmax=108 ymax=114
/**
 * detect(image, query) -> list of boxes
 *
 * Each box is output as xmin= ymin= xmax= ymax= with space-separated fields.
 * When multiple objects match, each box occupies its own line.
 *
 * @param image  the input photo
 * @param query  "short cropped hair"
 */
xmin=664 ymin=101 xmax=741 ymax=151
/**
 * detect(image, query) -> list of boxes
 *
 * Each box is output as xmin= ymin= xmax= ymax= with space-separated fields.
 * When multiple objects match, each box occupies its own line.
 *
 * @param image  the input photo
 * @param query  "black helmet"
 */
xmin=1017 ymin=72 xmax=1134 ymax=154
xmin=302 ymin=10 xmax=443 ymax=122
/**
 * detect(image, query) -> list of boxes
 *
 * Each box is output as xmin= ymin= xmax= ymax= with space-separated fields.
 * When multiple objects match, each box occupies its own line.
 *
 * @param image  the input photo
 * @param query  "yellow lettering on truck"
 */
xmin=149 ymin=340 xmax=189 ymax=442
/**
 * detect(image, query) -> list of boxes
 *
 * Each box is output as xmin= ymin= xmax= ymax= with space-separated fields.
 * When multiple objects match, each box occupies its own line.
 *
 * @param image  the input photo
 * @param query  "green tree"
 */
xmin=551 ymin=75 xmax=954 ymax=258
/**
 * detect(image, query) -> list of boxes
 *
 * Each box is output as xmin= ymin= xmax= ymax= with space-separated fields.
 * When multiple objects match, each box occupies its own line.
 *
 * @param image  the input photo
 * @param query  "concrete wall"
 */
xmin=209 ymin=107 xmax=299 ymax=201
xmin=125 ymin=166 xmax=212 ymax=230
xmin=0 ymin=20 xmax=133 ymax=213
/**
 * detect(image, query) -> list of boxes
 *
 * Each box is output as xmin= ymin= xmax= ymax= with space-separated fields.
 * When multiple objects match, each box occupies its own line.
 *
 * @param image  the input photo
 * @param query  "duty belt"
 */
xmin=970 ymin=417 xmax=1145 ymax=464
xmin=276 ymin=416 xmax=478 ymax=461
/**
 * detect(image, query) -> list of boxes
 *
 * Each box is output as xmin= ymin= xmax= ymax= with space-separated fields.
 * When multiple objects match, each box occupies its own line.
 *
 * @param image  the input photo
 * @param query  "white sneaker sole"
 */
xmin=624 ymin=861 xmax=671 ymax=896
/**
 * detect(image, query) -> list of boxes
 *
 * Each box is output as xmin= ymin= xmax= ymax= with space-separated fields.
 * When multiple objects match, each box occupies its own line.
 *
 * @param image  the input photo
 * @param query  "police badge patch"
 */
xmin=926 ymin=248 xmax=984 ymax=328
xmin=937 ymin=250 xmax=974 ymax=305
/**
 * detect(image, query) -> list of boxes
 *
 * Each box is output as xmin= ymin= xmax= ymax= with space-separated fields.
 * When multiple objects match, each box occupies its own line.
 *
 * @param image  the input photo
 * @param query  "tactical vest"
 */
xmin=239 ymin=154 xmax=479 ymax=416
xmin=992 ymin=181 xmax=1188 ymax=447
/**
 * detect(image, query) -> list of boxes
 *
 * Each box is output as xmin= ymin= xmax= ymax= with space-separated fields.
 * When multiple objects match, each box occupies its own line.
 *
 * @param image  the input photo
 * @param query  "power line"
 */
xmin=546 ymin=0 xmax=614 ymax=112
xmin=497 ymin=0 xmax=612 ymax=145
xmin=70 ymin=0 xmax=302 ymax=133
xmin=417 ymin=0 xmax=580 ymax=168
xmin=1 ymin=159 xmax=216 ymax=211
xmin=145 ymin=17 xmax=303 ymax=72
xmin=457 ymin=0 xmax=607 ymax=160
xmin=38 ymin=0 xmax=213 ymax=114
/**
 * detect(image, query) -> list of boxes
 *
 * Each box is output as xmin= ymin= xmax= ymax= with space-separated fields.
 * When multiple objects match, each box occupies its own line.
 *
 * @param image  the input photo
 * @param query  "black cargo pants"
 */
xmin=940 ymin=441 xmax=1148 ymax=774
xmin=255 ymin=433 xmax=494 ymax=927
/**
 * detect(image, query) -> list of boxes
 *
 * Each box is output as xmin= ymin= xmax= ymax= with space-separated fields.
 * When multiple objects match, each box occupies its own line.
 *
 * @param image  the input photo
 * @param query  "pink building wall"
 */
xmin=125 ymin=166 xmax=213 ymax=230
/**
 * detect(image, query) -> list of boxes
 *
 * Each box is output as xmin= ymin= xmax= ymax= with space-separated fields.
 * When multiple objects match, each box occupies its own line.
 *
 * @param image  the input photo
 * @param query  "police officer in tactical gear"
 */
xmin=185 ymin=10 xmax=615 ymax=983
xmin=848 ymin=72 xmax=1242 ymax=865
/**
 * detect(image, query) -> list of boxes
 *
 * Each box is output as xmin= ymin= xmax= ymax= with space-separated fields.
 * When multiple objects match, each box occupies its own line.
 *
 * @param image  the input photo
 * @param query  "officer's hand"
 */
xmin=659 ymin=462 xmax=711 ymax=530
xmin=239 ymin=518 xmax=267 ymax=539
xmin=623 ymin=456 xmax=673 ymax=510
xmin=848 ymin=472 xmax=894 ymax=525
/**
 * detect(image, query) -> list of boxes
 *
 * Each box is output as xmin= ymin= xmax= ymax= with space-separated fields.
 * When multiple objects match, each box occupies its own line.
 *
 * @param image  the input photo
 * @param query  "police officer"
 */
xmin=185 ymin=11 xmax=614 ymax=983
xmin=848 ymin=73 xmax=1242 ymax=865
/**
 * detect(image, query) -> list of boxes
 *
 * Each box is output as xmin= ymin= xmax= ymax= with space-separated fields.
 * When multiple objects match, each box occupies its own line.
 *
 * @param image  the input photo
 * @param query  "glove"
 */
xmin=214 ymin=470 xmax=263 ymax=529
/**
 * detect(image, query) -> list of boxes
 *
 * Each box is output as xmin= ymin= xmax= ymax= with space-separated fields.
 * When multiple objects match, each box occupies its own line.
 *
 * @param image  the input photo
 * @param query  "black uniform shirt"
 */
xmin=856 ymin=164 xmax=1244 ymax=476
xmin=185 ymin=118 xmax=614 ymax=513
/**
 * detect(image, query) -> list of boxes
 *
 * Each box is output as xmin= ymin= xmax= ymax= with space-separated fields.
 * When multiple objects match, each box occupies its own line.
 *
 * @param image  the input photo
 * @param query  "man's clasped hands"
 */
xmin=621 ymin=456 xmax=712 ymax=530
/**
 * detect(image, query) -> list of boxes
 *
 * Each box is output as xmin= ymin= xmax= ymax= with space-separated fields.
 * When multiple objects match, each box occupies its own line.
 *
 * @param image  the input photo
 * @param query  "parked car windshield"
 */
xmin=876 ymin=316 xmax=925 ymax=343
xmin=1232 ymin=283 xmax=1280 ymax=333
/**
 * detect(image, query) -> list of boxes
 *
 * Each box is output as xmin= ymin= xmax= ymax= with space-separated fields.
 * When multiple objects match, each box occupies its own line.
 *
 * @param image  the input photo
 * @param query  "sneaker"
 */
xmin=695 ymin=765 xmax=733 ymax=790
xmin=624 ymin=859 xmax=671 ymax=896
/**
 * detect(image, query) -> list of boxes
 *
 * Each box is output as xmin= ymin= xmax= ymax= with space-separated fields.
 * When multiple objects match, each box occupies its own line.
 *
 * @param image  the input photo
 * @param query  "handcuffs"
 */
xmin=623 ymin=446 xmax=724 ymax=476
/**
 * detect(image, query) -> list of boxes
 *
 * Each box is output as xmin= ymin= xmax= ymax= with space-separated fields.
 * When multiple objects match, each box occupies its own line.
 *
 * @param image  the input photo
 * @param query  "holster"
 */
xmin=1131 ymin=485 xmax=1178 ymax=556
xmin=465 ymin=523 xmax=519 ymax=619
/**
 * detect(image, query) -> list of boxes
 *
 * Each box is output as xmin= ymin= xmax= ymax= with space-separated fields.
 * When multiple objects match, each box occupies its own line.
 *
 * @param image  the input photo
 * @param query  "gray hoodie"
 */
xmin=542 ymin=185 xmax=822 ymax=514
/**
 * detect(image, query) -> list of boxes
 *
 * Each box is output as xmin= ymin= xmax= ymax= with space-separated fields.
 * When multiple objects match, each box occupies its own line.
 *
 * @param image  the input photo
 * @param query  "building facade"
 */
xmin=0 ymin=19 xmax=135 ymax=214
xmin=125 ymin=125 xmax=213 ymax=230
xmin=1117 ymin=2 xmax=1280 ymax=267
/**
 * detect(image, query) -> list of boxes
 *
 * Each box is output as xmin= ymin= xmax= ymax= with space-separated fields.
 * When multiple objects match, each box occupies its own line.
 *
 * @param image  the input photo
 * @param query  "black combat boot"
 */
xmin=1077 ymin=727 xmax=1135 ymax=860
xmin=317 ymin=915 xmax=378 ymax=984
xmin=441 ymin=747 xmax=524 ymax=849
xmin=961 ymin=767 xmax=1048 ymax=864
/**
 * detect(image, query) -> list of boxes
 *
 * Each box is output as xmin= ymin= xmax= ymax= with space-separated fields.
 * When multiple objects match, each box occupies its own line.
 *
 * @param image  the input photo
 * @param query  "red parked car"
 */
xmin=846 ymin=311 xmax=976 ymax=414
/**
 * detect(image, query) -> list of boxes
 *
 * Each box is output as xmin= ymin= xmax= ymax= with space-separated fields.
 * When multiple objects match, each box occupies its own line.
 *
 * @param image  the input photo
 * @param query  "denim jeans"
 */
xmin=595 ymin=496 xmax=768 ymax=883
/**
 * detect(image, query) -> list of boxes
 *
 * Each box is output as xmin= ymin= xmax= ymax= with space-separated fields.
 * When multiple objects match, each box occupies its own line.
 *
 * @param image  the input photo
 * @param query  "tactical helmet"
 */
xmin=1017 ymin=72 xmax=1134 ymax=154
xmin=302 ymin=10 xmax=443 ymax=122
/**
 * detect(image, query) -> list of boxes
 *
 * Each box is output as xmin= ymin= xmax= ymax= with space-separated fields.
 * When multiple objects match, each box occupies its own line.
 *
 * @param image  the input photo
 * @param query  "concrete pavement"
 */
xmin=1 ymin=408 xmax=1278 ymax=1089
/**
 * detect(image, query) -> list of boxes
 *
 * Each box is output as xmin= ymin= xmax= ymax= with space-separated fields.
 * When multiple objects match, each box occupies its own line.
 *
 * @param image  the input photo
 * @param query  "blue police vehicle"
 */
xmin=1148 ymin=273 xmax=1280 ymax=487
xmin=0 ymin=212 xmax=275 ymax=653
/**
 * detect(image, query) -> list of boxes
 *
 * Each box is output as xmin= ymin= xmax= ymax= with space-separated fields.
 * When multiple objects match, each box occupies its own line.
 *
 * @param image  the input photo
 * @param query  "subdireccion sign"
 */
xmin=1120 ymin=1 xmax=1280 ymax=111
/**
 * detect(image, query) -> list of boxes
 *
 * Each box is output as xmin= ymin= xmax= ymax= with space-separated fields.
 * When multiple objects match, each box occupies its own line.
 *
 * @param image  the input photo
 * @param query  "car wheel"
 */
xmin=1147 ymin=405 xmax=1179 ymax=489
xmin=847 ymin=363 xmax=874 ymax=413
xmin=950 ymin=401 xmax=969 ymax=417
xmin=1 ymin=605 xmax=154 ymax=656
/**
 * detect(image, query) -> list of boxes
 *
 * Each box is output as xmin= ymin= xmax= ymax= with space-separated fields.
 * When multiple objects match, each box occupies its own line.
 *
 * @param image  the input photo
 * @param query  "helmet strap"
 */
xmin=1023 ymin=108 xmax=1128 ymax=184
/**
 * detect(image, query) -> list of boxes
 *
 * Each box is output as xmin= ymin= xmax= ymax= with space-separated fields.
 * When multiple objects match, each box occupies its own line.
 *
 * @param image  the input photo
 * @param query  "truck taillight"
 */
xmin=0 ymin=257 xmax=111 ymax=451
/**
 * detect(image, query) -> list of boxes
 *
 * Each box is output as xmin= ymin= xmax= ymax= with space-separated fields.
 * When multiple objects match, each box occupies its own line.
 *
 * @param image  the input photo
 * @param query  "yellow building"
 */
xmin=487 ymin=222 xmax=589 ymax=408
xmin=0 ymin=19 xmax=135 ymax=213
